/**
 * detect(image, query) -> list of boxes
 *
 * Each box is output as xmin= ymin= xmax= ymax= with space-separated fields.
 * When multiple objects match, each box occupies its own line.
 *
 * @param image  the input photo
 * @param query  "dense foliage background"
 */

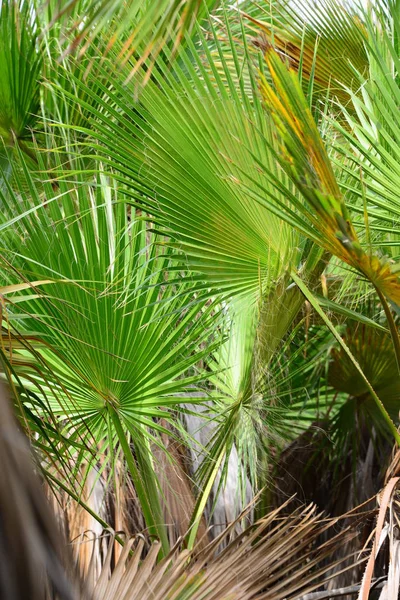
xmin=1 ymin=0 xmax=400 ymax=597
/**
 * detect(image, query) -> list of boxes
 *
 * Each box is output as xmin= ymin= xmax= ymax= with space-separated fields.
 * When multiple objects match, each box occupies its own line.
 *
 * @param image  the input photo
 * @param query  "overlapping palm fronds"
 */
xmin=24 ymin=0 xmax=399 ymax=547
xmin=0 ymin=375 xmax=372 ymax=600
xmin=1 ymin=1 xmax=400 ymax=596
xmin=42 ymin=0 xmax=220 ymax=86
xmin=87 ymin=500 xmax=365 ymax=600
xmin=46 ymin=14 xmax=334 ymax=543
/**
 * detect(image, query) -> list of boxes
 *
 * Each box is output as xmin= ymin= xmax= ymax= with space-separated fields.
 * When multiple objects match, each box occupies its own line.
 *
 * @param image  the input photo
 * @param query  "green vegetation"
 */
xmin=1 ymin=0 xmax=400 ymax=597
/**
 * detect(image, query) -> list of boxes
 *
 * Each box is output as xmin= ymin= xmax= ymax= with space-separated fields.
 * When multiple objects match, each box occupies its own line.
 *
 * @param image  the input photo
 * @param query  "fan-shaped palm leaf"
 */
xmin=0 ymin=153 xmax=221 ymax=553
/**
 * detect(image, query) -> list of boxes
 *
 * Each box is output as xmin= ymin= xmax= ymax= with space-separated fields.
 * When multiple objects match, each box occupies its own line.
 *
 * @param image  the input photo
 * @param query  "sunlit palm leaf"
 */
xmin=0 ymin=153 xmax=221 ymax=553
xmin=46 ymin=0 xmax=219 ymax=84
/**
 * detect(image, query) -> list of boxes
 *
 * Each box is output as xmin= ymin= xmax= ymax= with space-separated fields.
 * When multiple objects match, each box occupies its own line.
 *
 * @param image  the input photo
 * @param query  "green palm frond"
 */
xmin=46 ymin=20 xmax=304 ymax=301
xmin=260 ymin=48 xmax=400 ymax=307
xmin=43 ymin=0 xmax=220 ymax=85
xmin=0 ymin=153 xmax=223 ymax=553
xmin=0 ymin=1 xmax=42 ymax=155
xmin=332 ymin=11 xmax=400 ymax=259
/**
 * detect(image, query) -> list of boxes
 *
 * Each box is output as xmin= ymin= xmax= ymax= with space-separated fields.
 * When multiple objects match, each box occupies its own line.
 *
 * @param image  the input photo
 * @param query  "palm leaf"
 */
xmin=0 ymin=1 xmax=42 ymax=161
xmin=0 ymin=152 xmax=221 ymax=553
xmin=45 ymin=0 xmax=220 ymax=85
xmin=88 ymin=499 xmax=366 ymax=600
xmin=260 ymin=48 xmax=400 ymax=307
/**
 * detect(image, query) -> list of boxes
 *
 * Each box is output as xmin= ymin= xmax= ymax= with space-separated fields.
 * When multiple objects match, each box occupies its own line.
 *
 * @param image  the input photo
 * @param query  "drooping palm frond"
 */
xmin=260 ymin=48 xmax=400 ymax=308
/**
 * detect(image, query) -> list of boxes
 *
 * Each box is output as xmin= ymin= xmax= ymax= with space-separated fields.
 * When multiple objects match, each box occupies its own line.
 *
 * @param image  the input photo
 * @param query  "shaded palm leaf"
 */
xmin=329 ymin=324 xmax=400 ymax=414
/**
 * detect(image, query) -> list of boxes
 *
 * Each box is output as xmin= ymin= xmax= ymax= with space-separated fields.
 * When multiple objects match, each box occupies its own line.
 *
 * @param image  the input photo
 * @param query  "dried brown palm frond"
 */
xmin=47 ymin=454 xmax=150 ymax=581
xmin=87 ymin=499 xmax=367 ymax=600
xmin=357 ymin=474 xmax=400 ymax=600
xmin=0 ymin=382 xmax=79 ymax=600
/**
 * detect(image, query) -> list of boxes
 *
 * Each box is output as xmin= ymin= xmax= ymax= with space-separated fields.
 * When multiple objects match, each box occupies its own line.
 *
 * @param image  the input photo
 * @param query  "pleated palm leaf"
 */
xmin=1 ymin=4 xmax=398 ymax=591
xmin=0 ymin=156 xmax=220 ymax=554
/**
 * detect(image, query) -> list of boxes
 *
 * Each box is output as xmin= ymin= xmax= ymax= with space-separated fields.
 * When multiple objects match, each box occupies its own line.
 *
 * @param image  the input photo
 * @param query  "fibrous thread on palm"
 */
xmin=260 ymin=48 xmax=400 ymax=307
